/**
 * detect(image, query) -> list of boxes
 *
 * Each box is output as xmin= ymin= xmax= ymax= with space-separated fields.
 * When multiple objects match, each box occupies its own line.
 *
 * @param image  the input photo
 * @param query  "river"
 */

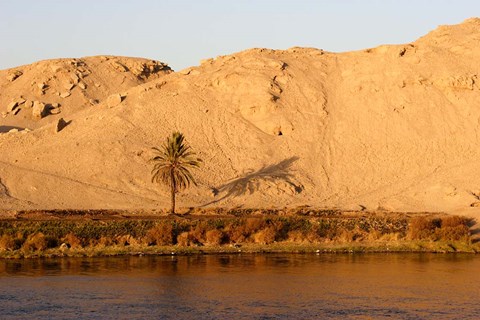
xmin=0 ymin=254 xmax=479 ymax=319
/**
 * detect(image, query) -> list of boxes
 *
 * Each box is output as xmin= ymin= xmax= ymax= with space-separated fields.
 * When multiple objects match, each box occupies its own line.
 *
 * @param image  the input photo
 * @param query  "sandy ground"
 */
xmin=1 ymin=18 xmax=480 ymax=220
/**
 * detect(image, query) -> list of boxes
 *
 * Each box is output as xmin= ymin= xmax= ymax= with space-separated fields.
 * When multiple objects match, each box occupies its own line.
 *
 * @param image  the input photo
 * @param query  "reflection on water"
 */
xmin=0 ymin=254 xmax=479 ymax=319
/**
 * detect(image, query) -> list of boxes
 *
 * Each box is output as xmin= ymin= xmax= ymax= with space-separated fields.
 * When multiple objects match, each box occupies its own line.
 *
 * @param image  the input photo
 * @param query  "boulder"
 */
xmin=89 ymin=99 xmax=99 ymax=105
xmin=60 ymin=91 xmax=71 ymax=98
xmin=7 ymin=102 xmax=18 ymax=113
xmin=55 ymin=118 xmax=68 ymax=133
xmin=6 ymin=71 xmax=22 ymax=82
xmin=107 ymin=93 xmax=123 ymax=107
xmin=64 ymin=82 xmax=75 ymax=90
xmin=78 ymin=82 xmax=87 ymax=90
xmin=16 ymin=97 xmax=26 ymax=105
xmin=24 ymin=100 xmax=33 ymax=109
xmin=32 ymin=101 xmax=47 ymax=119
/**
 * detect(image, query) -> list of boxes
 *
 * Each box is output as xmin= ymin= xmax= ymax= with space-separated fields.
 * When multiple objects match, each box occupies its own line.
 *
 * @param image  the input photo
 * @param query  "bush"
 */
xmin=97 ymin=236 xmax=114 ymax=247
xmin=253 ymin=226 xmax=277 ymax=244
xmin=22 ymin=233 xmax=47 ymax=252
xmin=408 ymin=217 xmax=441 ymax=240
xmin=287 ymin=230 xmax=307 ymax=242
xmin=115 ymin=235 xmax=139 ymax=246
xmin=205 ymin=229 xmax=224 ymax=246
xmin=177 ymin=232 xmax=197 ymax=246
xmin=226 ymin=222 xmax=248 ymax=243
xmin=437 ymin=216 xmax=471 ymax=241
xmin=62 ymin=233 xmax=82 ymax=249
xmin=145 ymin=223 xmax=174 ymax=245
xmin=0 ymin=234 xmax=16 ymax=251
xmin=190 ymin=222 xmax=208 ymax=244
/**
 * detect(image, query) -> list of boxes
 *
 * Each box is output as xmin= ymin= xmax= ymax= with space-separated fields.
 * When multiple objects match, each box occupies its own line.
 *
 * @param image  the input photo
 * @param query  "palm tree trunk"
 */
xmin=170 ymin=171 xmax=176 ymax=214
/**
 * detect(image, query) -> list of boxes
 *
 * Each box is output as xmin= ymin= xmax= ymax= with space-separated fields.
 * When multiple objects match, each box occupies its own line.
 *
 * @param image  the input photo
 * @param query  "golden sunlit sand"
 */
xmin=1 ymin=19 xmax=480 ymax=221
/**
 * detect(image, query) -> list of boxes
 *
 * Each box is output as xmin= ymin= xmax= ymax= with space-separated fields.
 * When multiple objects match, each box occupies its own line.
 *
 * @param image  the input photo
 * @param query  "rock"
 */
xmin=8 ymin=129 xmax=19 ymax=133
xmin=89 ymin=99 xmax=99 ymax=106
xmin=7 ymin=101 xmax=18 ymax=112
xmin=24 ymin=100 xmax=33 ymax=109
xmin=50 ymin=108 xmax=61 ymax=115
xmin=55 ymin=118 xmax=68 ymax=133
xmin=200 ymin=58 xmax=214 ymax=65
xmin=59 ymin=243 xmax=70 ymax=251
xmin=50 ymin=102 xmax=60 ymax=108
xmin=60 ymin=91 xmax=71 ymax=98
xmin=107 ymin=93 xmax=123 ymax=107
xmin=1 ymin=112 xmax=7 ymax=118
xmin=70 ymin=74 xmax=80 ymax=84
xmin=37 ymin=82 xmax=46 ymax=90
xmin=78 ymin=82 xmax=87 ymax=90
xmin=13 ymin=108 xmax=21 ymax=116
xmin=32 ymin=101 xmax=47 ymax=119
xmin=64 ymin=82 xmax=75 ymax=90
xmin=179 ymin=68 xmax=193 ymax=75
xmin=16 ymin=97 xmax=26 ymax=105
xmin=50 ymin=65 xmax=62 ymax=73
xmin=112 ymin=61 xmax=128 ymax=72
xmin=6 ymin=71 xmax=22 ymax=82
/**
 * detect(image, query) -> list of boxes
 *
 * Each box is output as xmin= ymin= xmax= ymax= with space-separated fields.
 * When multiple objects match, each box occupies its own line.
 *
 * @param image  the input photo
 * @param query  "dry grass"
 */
xmin=144 ymin=222 xmax=174 ymax=246
xmin=408 ymin=216 xmax=471 ymax=242
xmin=0 ymin=212 xmax=474 ymax=257
xmin=62 ymin=233 xmax=82 ymax=249
xmin=0 ymin=234 xmax=16 ymax=251
xmin=22 ymin=233 xmax=48 ymax=252
xmin=205 ymin=229 xmax=224 ymax=246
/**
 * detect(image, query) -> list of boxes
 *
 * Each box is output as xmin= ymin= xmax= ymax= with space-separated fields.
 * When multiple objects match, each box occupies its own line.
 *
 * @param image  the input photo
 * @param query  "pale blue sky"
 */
xmin=1 ymin=0 xmax=479 ymax=70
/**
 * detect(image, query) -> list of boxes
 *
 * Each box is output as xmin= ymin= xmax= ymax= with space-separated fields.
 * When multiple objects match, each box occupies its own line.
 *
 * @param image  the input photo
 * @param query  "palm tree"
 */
xmin=151 ymin=132 xmax=202 ymax=214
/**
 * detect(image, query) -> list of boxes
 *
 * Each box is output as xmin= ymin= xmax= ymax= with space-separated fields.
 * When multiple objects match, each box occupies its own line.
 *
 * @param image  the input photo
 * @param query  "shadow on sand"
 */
xmin=0 ymin=126 xmax=24 ymax=133
xmin=203 ymin=157 xmax=303 ymax=206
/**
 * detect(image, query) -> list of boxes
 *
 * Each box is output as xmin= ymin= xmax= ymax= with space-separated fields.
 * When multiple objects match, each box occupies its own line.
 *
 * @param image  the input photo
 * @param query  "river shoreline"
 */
xmin=0 ymin=209 xmax=477 ymax=258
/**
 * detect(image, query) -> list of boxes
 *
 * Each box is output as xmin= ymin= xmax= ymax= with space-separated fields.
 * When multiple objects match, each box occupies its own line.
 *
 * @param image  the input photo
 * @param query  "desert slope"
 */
xmin=1 ymin=18 xmax=480 ymax=214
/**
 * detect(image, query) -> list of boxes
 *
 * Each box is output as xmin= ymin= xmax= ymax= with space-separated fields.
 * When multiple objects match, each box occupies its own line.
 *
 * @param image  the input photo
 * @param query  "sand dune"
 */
xmin=1 ymin=18 xmax=480 ymax=215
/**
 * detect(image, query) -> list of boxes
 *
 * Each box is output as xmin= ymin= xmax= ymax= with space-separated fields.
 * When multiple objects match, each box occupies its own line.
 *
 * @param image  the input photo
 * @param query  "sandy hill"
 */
xmin=1 ymin=18 xmax=480 ymax=215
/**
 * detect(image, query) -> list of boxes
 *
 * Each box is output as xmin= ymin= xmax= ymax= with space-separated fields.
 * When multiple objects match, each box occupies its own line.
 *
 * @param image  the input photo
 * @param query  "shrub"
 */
xmin=145 ymin=223 xmax=174 ymax=245
xmin=177 ymin=232 xmax=197 ymax=246
xmin=97 ymin=236 xmax=114 ymax=247
xmin=115 ymin=235 xmax=139 ymax=246
xmin=226 ymin=222 xmax=248 ymax=243
xmin=0 ymin=234 xmax=16 ymax=251
xmin=253 ymin=226 xmax=277 ymax=244
xmin=336 ymin=229 xmax=359 ymax=243
xmin=315 ymin=219 xmax=339 ymax=240
xmin=408 ymin=217 xmax=441 ymax=240
xmin=62 ymin=233 xmax=83 ymax=249
xmin=437 ymin=216 xmax=471 ymax=241
xmin=287 ymin=230 xmax=306 ymax=242
xmin=205 ymin=229 xmax=224 ymax=246
xmin=190 ymin=222 xmax=208 ymax=244
xmin=245 ymin=218 xmax=266 ymax=234
xmin=22 ymin=233 xmax=47 ymax=252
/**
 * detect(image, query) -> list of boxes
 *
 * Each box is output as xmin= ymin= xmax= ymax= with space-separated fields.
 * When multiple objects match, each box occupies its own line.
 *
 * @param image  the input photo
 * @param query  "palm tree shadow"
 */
xmin=203 ymin=156 xmax=303 ymax=206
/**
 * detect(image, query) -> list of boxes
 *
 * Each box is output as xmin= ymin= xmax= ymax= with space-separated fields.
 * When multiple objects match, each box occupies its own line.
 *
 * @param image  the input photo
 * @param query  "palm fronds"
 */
xmin=150 ymin=132 xmax=202 ymax=213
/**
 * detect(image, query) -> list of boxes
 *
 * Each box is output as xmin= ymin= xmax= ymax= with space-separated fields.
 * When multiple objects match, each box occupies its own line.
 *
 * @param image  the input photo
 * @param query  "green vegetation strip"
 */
xmin=0 ymin=214 xmax=477 ymax=258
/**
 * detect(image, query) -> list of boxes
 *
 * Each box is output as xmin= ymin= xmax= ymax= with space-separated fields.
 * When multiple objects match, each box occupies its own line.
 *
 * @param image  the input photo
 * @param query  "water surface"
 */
xmin=0 ymin=254 xmax=479 ymax=319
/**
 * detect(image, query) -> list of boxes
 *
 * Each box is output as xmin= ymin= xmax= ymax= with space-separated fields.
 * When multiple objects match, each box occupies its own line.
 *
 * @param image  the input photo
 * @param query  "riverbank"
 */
xmin=0 ymin=209 xmax=477 ymax=258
